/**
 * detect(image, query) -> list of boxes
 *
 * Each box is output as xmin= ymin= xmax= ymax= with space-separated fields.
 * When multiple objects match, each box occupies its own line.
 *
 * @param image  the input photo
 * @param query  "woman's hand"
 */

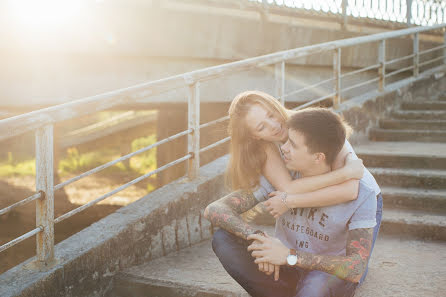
xmin=344 ymin=153 xmax=364 ymax=180
xmin=264 ymin=192 xmax=289 ymax=218
xmin=247 ymin=233 xmax=288 ymax=267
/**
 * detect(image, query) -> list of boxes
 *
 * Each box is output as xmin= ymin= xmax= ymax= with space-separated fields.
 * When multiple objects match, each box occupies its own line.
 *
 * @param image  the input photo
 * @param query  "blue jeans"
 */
xmin=212 ymin=194 xmax=383 ymax=297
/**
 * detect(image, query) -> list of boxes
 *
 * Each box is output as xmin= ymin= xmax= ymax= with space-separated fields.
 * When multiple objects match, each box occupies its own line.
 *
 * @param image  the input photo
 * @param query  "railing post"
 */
xmin=379 ymin=39 xmax=386 ymax=92
xmin=444 ymin=30 xmax=446 ymax=65
xmin=413 ymin=33 xmax=419 ymax=77
xmin=35 ymin=125 xmax=55 ymax=267
xmin=275 ymin=61 xmax=285 ymax=105
xmin=188 ymin=82 xmax=200 ymax=180
xmin=333 ymin=48 xmax=341 ymax=108
xmin=341 ymin=0 xmax=348 ymax=28
xmin=406 ymin=0 xmax=413 ymax=26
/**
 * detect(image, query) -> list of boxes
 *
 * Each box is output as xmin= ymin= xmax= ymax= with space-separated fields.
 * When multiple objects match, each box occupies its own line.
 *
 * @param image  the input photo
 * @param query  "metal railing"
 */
xmin=1 ymin=23 xmax=446 ymax=268
xmin=251 ymin=0 xmax=446 ymax=26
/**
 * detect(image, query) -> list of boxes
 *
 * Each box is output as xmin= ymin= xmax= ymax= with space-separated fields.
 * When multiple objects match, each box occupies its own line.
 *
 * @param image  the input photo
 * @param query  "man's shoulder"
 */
xmin=357 ymin=180 xmax=376 ymax=201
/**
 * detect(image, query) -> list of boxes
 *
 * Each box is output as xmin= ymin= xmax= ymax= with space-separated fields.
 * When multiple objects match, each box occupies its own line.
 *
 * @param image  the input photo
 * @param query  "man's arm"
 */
xmin=204 ymin=190 xmax=261 ymax=240
xmin=248 ymin=227 xmax=374 ymax=283
xmin=295 ymin=228 xmax=373 ymax=283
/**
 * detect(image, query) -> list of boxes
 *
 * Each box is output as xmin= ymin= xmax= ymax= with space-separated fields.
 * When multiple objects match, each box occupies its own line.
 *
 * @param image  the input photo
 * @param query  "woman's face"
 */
xmin=244 ymin=104 xmax=288 ymax=143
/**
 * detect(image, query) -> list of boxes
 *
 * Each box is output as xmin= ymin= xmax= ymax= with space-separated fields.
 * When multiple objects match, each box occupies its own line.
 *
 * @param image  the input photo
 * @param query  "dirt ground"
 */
xmin=0 ymin=172 xmax=153 ymax=274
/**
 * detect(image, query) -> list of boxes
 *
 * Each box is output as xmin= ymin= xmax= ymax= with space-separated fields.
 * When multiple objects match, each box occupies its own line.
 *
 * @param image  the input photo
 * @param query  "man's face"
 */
xmin=280 ymin=129 xmax=317 ymax=172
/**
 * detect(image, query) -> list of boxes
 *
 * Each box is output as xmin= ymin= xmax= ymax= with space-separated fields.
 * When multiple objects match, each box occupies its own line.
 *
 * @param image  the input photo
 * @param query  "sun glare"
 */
xmin=7 ymin=0 xmax=86 ymax=33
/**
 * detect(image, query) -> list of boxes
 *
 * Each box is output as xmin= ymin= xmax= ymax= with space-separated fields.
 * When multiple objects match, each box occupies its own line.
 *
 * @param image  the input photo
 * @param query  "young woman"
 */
xmin=227 ymin=90 xmax=381 ymax=215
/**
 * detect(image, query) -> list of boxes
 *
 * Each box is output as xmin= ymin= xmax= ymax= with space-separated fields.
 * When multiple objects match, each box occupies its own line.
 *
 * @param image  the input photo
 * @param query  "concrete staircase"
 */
xmin=108 ymin=95 xmax=446 ymax=297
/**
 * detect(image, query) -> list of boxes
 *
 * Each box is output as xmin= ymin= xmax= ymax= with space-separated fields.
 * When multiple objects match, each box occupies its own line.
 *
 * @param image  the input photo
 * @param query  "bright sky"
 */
xmin=251 ymin=0 xmax=445 ymax=25
xmin=3 ymin=0 xmax=444 ymax=41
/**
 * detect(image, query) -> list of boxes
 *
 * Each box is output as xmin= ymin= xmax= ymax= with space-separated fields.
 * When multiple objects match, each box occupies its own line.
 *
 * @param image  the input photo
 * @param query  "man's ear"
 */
xmin=314 ymin=152 xmax=326 ymax=164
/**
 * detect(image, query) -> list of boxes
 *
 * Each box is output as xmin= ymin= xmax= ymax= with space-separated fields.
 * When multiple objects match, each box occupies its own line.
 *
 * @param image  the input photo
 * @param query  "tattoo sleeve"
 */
xmin=204 ymin=190 xmax=260 ymax=240
xmin=295 ymin=228 xmax=374 ymax=283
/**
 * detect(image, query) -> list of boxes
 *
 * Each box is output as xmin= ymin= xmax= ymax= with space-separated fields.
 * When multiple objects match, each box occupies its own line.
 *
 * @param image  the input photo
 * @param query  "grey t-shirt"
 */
xmin=253 ymin=175 xmax=377 ymax=255
xmin=274 ymin=180 xmax=377 ymax=256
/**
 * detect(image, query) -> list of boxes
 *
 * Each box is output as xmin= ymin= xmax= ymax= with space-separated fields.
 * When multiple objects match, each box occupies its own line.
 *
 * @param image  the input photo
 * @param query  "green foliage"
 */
xmin=130 ymin=135 xmax=157 ymax=175
xmin=0 ymin=135 xmax=158 ymax=180
xmin=0 ymin=153 xmax=35 ymax=177
xmin=59 ymin=147 xmax=112 ymax=175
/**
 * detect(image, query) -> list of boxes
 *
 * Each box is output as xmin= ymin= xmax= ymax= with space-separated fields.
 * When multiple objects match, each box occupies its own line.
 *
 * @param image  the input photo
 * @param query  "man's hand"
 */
xmin=247 ymin=233 xmax=288 ymax=266
xmin=344 ymin=153 xmax=364 ymax=180
xmin=264 ymin=192 xmax=289 ymax=218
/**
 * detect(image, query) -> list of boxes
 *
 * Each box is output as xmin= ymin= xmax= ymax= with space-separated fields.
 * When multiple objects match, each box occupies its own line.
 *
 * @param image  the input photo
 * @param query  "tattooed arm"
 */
xmin=295 ymin=228 xmax=373 ymax=283
xmin=204 ymin=190 xmax=261 ymax=240
xmin=248 ymin=227 xmax=374 ymax=283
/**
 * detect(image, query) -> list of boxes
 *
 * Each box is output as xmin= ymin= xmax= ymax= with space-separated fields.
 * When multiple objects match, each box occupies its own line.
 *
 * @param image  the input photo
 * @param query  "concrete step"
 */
xmin=358 ymin=152 xmax=446 ymax=170
xmin=369 ymin=167 xmax=446 ymax=190
xmin=380 ymin=209 xmax=446 ymax=241
xmin=369 ymin=128 xmax=446 ymax=142
xmin=389 ymin=110 xmax=446 ymax=120
xmin=354 ymin=141 xmax=446 ymax=160
xmin=379 ymin=119 xmax=446 ymax=130
xmin=111 ymin=236 xmax=446 ymax=297
xmin=381 ymin=187 xmax=446 ymax=213
xmin=400 ymin=101 xmax=446 ymax=110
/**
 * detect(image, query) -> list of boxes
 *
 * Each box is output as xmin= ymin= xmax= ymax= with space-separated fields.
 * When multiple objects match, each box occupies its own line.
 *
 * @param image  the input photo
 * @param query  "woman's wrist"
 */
xmin=284 ymin=193 xmax=300 ymax=208
xmin=280 ymin=192 xmax=290 ymax=209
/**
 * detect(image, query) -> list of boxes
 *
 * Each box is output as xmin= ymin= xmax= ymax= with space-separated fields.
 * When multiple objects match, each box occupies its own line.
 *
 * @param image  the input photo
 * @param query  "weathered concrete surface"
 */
xmin=0 ymin=155 xmax=229 ymax=297
xmin=111 ymin=235 xmax=446 ymax=297
xmin=369 ymin=128 xmax=446 ymax=142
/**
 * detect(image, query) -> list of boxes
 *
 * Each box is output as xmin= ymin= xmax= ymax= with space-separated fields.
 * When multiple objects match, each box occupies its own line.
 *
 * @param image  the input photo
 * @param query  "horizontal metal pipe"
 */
xmin=0 ymin=227 xmax=42 ymax=253
xmin=0 ymin=24 xmax=444 ymax=141
xmin=54 ymin=129 xmax=192 ymax=191
xmin=199 ymin=136 xmax=231 ymax=153
xmin=386 ymin=54 xmax=416 ymax=65
xmin=418 ymin=55 xmax=446 ymax=67
xmin=385 ymin=65 xmax=415 ymax=78
xmin=284 ymin=77 xmax=334 ymax=98
xmin=341 ymin=77 xmax=380 ymax=93
xmin=199 ymin=115 xmax=230 ymax=129
xmin=54 ymin=154 xmax=192 ymax=223
xmin=340 ymin=63 xmax=380 ymax=79
xmin=418 ymin=44 xmax=446 ymax=56
xmin=293 ymin=92 xmax=336 ymax=111
xmin=0 ymin=192 xmax=42 ymax=216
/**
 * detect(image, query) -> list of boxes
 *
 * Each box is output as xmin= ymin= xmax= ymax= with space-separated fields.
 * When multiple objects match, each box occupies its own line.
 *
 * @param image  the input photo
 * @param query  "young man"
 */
xmin=205 ymin=108 xmax=382 ymax=297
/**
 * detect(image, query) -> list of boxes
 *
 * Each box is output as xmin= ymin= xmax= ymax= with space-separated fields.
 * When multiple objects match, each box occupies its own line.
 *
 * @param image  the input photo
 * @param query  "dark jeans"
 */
xmin=212 ymin=194 xmax=383 ymax=297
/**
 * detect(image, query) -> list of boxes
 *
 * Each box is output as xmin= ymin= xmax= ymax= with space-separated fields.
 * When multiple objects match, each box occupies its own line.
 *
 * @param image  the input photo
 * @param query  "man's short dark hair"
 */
xmin=287 ymin=108 xmax=350 ymax=165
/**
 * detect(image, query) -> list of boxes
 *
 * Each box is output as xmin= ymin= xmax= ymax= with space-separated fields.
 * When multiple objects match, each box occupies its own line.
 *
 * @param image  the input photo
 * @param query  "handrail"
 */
xmin=54 ymin=128 xmax=193 ymax=191
xmin=54 ymin=154 xmax=192 ymax=224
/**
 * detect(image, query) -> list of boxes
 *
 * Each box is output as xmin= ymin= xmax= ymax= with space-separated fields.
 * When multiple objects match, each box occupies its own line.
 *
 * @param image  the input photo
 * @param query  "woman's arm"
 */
xmin=265 ymin=180 xmax=359 ymax=218
xmin=262 ymin=143 xmax=362 ymax=195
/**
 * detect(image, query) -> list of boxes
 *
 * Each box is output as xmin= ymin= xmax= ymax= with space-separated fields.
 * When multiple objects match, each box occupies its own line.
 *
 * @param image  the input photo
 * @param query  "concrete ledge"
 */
xmin=0 ymin=155 xmax=229 ymax=297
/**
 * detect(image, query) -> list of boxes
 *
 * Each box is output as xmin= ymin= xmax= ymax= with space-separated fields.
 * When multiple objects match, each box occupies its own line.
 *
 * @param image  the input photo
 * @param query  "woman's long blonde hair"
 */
xmin=226 ymin=90 xmax=289 ymax=191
